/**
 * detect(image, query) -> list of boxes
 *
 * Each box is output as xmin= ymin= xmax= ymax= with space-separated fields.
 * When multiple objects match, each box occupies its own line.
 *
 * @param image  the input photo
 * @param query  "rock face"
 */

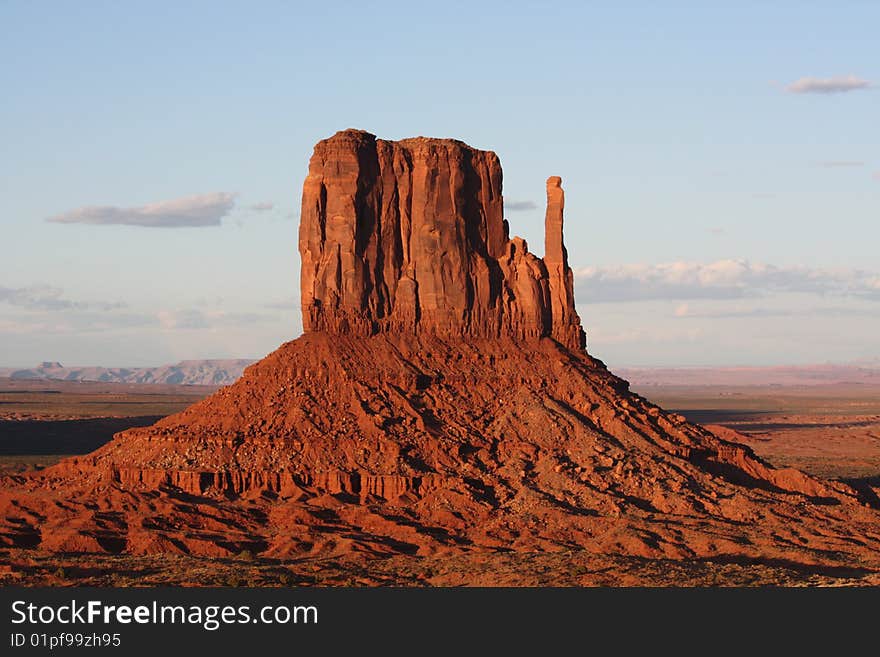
xmin=1 ymin=130 xmax=880 ymax=581
xmin=299 ymin=130 xmax=584 ymax=349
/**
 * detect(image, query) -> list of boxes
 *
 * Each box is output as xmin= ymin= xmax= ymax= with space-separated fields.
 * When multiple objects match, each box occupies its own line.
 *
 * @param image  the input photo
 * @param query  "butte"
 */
xmin=2 ymin=129 xmax=880 ymax=576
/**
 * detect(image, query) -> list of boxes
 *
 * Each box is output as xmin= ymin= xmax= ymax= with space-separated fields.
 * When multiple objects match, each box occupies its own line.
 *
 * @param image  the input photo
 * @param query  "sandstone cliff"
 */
xmin=299 ymin=129 xmax=584 ymax=349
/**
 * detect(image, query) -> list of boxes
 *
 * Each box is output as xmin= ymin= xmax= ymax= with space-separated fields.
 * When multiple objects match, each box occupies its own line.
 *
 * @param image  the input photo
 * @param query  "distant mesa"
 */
xmin=621 ymin=363 xmax=880 ymax=387
xmin=0 ymin=360 xmax=254 ymax=386
xmin=2 ymin=129 xmax=880 ymax=576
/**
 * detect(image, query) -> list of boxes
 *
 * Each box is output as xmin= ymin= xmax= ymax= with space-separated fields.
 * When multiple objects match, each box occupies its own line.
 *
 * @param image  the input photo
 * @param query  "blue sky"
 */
xmin=1 ymin=1 xmax=878 ymax=368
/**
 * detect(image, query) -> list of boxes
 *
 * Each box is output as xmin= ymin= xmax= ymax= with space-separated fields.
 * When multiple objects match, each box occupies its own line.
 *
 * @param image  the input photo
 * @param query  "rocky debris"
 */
xmin=1 ymin=130 xmax=879 ymax=576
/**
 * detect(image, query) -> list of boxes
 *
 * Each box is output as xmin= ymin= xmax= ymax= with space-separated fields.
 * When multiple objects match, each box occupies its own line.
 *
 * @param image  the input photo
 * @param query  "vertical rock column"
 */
xmin=544 ymin=176 xmax=585 ymax=349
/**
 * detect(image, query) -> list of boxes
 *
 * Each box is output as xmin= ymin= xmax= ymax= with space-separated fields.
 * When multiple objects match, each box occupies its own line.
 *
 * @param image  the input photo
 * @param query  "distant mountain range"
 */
xmin=0 ymin=360 xmax=255 ymax=386
xmin=3 ymin=359 xmax=880 ymax=387
xmin=618 ymin=361 xmax=880 ymax=386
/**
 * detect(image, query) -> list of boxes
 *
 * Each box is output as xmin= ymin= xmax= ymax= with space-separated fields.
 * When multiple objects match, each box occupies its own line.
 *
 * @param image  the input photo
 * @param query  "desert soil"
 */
xmin=1 ymin=379 xmax=878 ymax=586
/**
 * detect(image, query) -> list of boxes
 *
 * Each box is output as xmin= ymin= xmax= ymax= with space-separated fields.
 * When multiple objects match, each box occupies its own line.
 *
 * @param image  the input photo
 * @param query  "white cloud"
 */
xmin=817 ymin=161 xmax=865 ymax=168
xmin=263 ymin=297 xmax=299 ymax=311
xmin=672 ymin=305 xmax=880 ymax=320
xmin=505 ymin=200 xmax=538 ymax=212
xmin=157 ymin=308 xmax=277 ymax=330
xmin=249 ymin=201 xmax=275 ymax=212
xmin=0 ymin=317 xmax=54 ymax=335
xmin=0 ymin=311 xmax=155 ymax=335
xmin=574 ymin=259 xmax=880 ymax=303
xmin=47 ymin=192 xmax=237 ymax=228
xmin=0 ymin=285 xmax=126 ymax=311
xmin=786 ymin=75 xmax=871 ymax=94
xmin=158 ymin=309 xmax=209 ymax=330
xmin=587 ymin=326 xmax=704 ymax=346
xmin=0 ymin=299 xmax=281 ymax=338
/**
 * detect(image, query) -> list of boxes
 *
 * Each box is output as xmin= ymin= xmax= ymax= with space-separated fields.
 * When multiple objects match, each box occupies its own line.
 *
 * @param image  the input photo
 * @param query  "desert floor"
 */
xmin=2 ymin=378 xmax=879 ymax=586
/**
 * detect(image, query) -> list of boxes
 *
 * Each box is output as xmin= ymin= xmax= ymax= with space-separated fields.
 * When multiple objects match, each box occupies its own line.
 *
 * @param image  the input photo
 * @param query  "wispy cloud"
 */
xmin=673 ymin=305 xmax=880 ymax=319
xmin=505 ymin=200 xmax=538 ymax=212
xmin=0 ymin=311 xmax=154 ymax=335
xmin=249 ymin=201 xmax=274 ymax=212
xmin=157 ymin=308 xmax=277 ymax=330
xmin=47 ymin=192 xmax=237 ymax=228
xmin=0 ymin=285 xmax=125 ymax=311
xmin=263 ymin=297 xmax=299 ymax=311
xmin=0 ymin=298 xmax=281 ymax=336
xmin=157 ymin=309 xmax=209 ymax=330
xmin=587 ymin=326 xmax=704 ymax=346
xmin=574 ymin=259 xmax=880 ymax=303
xmin=817 ymin=161 xmax=865 ymax=168
xmin=786 ymin=75 xmax=871 ymax=94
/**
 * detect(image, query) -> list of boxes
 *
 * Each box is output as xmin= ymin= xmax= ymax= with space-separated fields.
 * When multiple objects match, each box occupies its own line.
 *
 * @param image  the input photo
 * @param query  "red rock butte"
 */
xmin=2 ymin=129 xmax=880 ymax=574
xmin=299 ymin=130 xmax=584 ymax=349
